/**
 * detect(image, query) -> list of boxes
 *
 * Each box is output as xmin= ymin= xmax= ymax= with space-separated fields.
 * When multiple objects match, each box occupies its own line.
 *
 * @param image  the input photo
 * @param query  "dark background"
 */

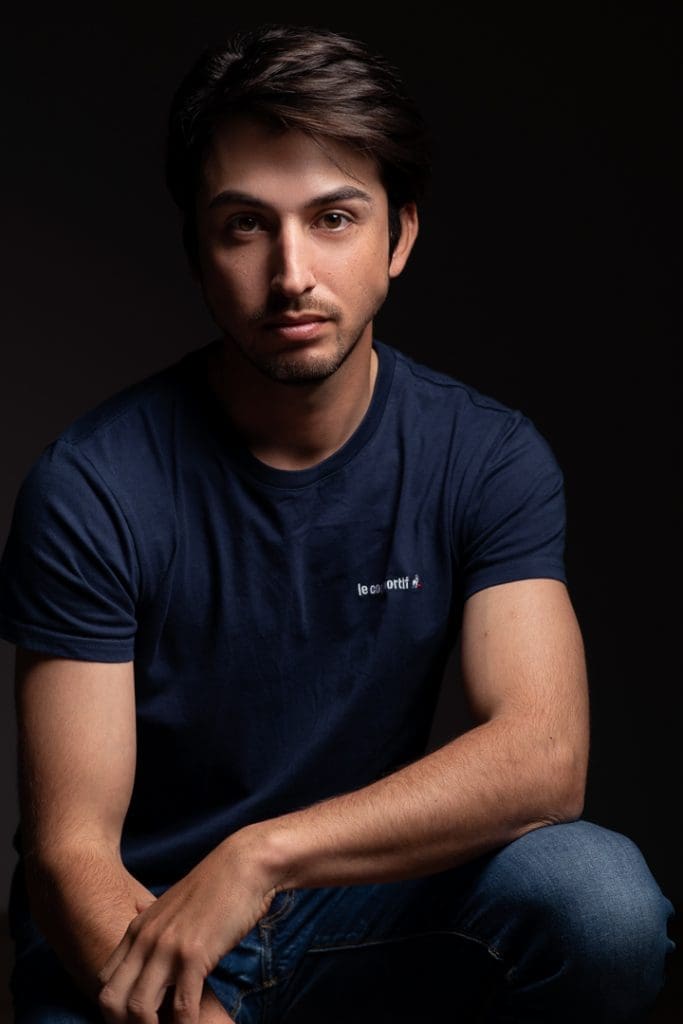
xmin=1 ymin=0 xmax=679 ymax=939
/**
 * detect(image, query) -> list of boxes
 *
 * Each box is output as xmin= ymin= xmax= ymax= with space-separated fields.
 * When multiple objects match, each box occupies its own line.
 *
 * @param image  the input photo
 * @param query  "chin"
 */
xmin=253 ymin=352 xmax=346 ymax=385
xmin=242 ymin=333 xmax=362 ymax=385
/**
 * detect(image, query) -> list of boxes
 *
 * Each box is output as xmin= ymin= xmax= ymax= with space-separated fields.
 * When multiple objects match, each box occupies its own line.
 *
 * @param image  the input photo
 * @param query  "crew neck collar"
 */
xmin=180 ymin=339 xmax=396 ymax=489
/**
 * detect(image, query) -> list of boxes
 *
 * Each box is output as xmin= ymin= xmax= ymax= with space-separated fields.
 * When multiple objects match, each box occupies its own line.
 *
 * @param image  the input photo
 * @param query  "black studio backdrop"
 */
xmin=1 ymin=4 xmax=680 ymax=910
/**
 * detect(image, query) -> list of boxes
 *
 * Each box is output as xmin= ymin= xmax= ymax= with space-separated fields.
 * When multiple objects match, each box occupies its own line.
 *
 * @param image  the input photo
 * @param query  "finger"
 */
xmin=124 ymin=961 xmax=174 ymax=1023
xmin=135 ymin=890 xmax=158 ymax=914
xmin=98 ymin=948 xmax=165 ymax=1023
xmin=97 ymin=931 xmax=135 ymax=988
xmin=171 ymin=965 xmax=205 ymax=1024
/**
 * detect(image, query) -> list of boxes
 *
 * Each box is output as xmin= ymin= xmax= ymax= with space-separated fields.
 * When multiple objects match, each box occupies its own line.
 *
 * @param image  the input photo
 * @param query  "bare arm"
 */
xmin=16 ymin=650 xmax=143 ymax=995
xmin=15 ymin=650 xmax=231 ymax=1020
xmin=263 ymin=576 xmax=590 ymax=883
xmin=98 ymin=577 xmax=590 ymax=1022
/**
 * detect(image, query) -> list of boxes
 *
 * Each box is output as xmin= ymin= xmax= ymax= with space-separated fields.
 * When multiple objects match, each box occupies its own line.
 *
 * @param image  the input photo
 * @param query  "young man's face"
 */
xmin=195 ymin=115 xmax=417 ymax=384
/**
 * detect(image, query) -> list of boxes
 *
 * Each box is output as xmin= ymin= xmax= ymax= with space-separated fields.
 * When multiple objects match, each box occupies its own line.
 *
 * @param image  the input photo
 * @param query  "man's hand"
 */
xmin=97 ymin=828 xmax=275 ymax=1024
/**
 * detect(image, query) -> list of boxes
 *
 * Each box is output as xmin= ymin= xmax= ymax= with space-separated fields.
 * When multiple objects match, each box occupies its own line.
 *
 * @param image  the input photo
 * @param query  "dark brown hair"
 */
xmin=165 ymin=23 xmax=431 ymax=265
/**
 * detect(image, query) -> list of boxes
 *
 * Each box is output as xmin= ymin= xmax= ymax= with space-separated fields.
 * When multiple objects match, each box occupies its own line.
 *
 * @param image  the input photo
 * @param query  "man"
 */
xmin=0 ymin=23 xmax=674 ymax=1024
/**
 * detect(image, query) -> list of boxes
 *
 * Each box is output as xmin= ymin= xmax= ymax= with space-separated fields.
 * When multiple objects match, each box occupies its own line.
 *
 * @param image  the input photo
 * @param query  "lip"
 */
xmin=263 ymin=316 xmax=329 ymax=341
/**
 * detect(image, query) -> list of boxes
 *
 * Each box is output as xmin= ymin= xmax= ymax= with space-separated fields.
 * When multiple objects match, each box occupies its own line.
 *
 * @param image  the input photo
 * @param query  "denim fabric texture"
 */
xmin=12 ymin=821 xmax=676 ymax=1023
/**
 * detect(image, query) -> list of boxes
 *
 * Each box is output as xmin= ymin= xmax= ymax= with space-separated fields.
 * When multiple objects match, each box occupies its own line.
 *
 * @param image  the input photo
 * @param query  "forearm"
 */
xmin=27 ymin=841 xmax=230 ymax=1020
xmin=25 ymin=840 xmax=153 ymax=999
xmin=251 ymin=713 xmax=586 ymax=892
xmin=250 ymin=582 xmax=590 ymax=894
xmin=90 ymin=713 xmax=583 ymax=1022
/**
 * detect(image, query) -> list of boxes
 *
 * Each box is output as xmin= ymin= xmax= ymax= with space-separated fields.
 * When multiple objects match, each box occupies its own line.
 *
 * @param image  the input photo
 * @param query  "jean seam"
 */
xmin=260 ymin=889 xmax=296 ymax=928
xmin=228 ymin=977 xmax=278 ymax=1022
xmin=222 ymin=895 xmax=296 ymax=1021
xmin=306 ymin=926 xmax=505 ymax=962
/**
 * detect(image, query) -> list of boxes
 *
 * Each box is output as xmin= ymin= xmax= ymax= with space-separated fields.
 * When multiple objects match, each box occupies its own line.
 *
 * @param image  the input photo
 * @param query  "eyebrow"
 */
xmin=207 ymin=186 xmax=374 ymax=211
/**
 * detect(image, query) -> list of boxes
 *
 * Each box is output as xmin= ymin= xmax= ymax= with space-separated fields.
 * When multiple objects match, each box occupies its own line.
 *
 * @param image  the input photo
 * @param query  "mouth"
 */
xmin=262 ymin=315 xmax=330 ymax=342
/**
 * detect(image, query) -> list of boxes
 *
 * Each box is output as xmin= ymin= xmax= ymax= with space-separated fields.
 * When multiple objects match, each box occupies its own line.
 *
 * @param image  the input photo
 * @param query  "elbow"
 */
xmin=562 ymin=767 xmax=587 ymax=821
xmin=539 ymin=788 xmax=585 ymax=828
xmin=540 ymin=757 xmax=589 ymax=827
xmin=530 ymin=741 xmax=588 ymax=829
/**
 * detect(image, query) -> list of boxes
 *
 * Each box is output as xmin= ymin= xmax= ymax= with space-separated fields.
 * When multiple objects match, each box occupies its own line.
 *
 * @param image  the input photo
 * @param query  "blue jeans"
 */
xmin=11 ymin=821 xmax=676 ymax=1022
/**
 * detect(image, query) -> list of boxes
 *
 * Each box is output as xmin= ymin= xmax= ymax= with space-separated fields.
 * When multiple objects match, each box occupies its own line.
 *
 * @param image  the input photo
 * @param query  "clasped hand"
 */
xmin=97 ymin=831 xmax=276 ymax=1023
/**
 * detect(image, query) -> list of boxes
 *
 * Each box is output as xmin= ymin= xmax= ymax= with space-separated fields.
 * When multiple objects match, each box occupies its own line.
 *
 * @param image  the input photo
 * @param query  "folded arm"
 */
xmin=15 ymin=649 xmax=231 ymax=1021
xmin=264 ymin=576 xmax=590 ymax=883
xmin=98 ymin=576 xmax=590 ymax=1022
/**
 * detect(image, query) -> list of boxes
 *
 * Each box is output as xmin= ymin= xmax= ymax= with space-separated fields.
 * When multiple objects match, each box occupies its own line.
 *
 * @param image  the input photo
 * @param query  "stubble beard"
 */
xmin=211 ymin=284 xmax=389 ymax=386
xmin=234 ymin=296 xmax=386 ymax=386
xmin=244 ymin=327 xmax=363 ymax=386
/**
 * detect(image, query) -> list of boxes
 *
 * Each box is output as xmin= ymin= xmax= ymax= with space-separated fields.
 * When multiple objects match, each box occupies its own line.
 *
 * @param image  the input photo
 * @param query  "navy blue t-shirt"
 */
xmin=0 ymin=339 xmax=566 ymax=897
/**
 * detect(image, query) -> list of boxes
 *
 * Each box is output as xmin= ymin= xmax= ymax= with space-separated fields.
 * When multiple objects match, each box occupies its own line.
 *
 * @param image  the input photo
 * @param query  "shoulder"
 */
xmin=379 ymin=341 xmax=557 ymax=469
xmin=8 ymin=345 xmax=213 ymax=573
xmin=58 ymin=347 xmax=200 ymax=450
xmin=382 ymin=340 xmax=526 ymax=431
xmin=23 ymin=345 xmax=208 ymax=496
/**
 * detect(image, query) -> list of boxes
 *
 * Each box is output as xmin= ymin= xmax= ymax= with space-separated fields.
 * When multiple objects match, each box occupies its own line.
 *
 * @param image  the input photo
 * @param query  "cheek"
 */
xmin=352 ymin=248 xmax=391 ymax=304
xmin=334 ymin=242 xmax=389 ymax=295
xmin=204 ymin=254 xmax=261 ymax=307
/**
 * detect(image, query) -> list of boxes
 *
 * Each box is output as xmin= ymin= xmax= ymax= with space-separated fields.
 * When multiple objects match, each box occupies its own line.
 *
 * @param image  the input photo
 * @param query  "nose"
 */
xmin=269 ymin=222 xmax=316 ymax=297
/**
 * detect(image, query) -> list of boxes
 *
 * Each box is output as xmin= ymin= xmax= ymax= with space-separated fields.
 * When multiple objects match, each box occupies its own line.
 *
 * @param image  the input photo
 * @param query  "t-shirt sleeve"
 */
xmin=458 ymin=411 xmax=567 ymax=600
xmin=0 ymin=441 xmax=139 ymax=661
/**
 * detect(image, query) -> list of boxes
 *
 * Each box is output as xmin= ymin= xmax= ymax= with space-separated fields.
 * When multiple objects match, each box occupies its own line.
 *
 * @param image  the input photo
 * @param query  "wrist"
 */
xmin=231 ymin=818 xmax=304 ymax=896
xmin=24 ymin=841 xmax=153 ymax=1000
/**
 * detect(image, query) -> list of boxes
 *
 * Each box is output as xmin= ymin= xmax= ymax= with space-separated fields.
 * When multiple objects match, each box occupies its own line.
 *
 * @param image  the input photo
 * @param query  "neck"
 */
xmin=206 ymin=335 xmax=378 ymax=471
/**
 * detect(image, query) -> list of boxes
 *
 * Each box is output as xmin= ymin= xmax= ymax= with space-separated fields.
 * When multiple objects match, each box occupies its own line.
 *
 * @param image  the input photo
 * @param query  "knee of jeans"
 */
xmin=499 ymin=822 xmax=675 ymax=977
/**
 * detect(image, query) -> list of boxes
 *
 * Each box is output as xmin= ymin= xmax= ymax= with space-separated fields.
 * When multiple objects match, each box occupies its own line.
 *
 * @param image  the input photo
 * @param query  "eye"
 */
xmin=317 ymin=211 xmax=352 ymax=231
xmin=227 ymin=214 xmax=261 ymax=234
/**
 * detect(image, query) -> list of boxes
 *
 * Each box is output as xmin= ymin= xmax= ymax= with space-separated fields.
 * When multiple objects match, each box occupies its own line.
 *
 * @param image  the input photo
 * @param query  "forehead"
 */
xmin=198 ymin=115 xmax=386 ymax=208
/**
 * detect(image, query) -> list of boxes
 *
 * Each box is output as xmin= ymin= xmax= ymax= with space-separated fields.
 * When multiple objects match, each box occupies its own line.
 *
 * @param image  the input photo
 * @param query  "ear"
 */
xmin=388 ymin=202 xmax=419 ymax=279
